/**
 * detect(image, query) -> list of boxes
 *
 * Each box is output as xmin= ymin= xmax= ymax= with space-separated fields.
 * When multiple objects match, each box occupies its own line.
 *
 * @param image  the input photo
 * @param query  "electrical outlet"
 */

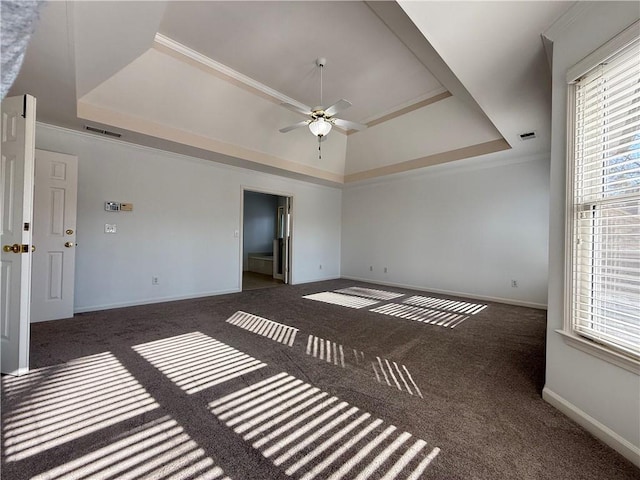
xmin=511 ymin=280 xmax=518 ymax=288
xmin=369 ymin=266 xmax=373 ymax=272
xmin=104 ymin=224 xmax=117 ymax=234
xmin=152 ymin=276 xmax=159 ymax=285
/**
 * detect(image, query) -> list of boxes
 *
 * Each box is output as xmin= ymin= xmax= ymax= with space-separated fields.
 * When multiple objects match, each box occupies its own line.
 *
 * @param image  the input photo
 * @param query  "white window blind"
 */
xmin=571 ymin=36 xmax=640 ymax=359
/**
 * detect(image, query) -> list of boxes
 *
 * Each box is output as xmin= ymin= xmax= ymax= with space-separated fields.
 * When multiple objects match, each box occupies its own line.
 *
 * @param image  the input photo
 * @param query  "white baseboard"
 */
xmin=71 ymin=275 xmax=342 ymax=316
xmin=340 ymin=276 xmax=548 ymax=310
xmin=72 ymin=288 xmax=241 ymax=315
xmin=543 ymin=387 xmax=640 ymax=467
xmin=292 ymin=275 xmax=341 ymax=285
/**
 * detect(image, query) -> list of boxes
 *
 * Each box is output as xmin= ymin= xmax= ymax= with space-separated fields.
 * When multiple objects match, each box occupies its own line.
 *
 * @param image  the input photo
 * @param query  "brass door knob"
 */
xmin=64 ymin=242 xmax=74 ymax=248
xmin=3 ymin=244 xmax=21 ymax=253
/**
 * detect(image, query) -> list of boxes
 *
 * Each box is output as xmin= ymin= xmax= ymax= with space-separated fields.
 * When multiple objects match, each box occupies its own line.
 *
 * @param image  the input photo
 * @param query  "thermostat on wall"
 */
xmin=105 ymin=201 xmax=120 ymax=212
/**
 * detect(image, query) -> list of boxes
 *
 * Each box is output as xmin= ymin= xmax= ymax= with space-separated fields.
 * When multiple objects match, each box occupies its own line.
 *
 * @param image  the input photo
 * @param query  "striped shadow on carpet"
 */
xmin=303 ymin=292 xmax=380 ymax=309
xmin=226 ymin=311 xmax=298 ymax=347
xmin=403 ymin=295 xmax=487 ymax=315
xmin=306 ymin=335 xmax=347 ymax=368
xmin=334 ymin=287 xmax=405 ymax=301
xmin=372 ymin=357 xmax=423 ymax=398
xmin=133 ymin=332 xmax=267 ymax=394
xmin=209 ymin=372 xmax=440 ymax=480
xmin=305 ymin=335 xmax=422 ymax=398
xmin=29 ymin=416 xmax=231 ymax=480
xmin=1 ymin=352 xmax=159 ymax=462
xmin=370 ymin=304 xmax=469 ymax=328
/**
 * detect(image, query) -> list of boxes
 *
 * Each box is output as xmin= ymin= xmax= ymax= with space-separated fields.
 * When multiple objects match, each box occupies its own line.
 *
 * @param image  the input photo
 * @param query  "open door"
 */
xmin=240 ymin=189 xmax=292 ymax=290
xmin=1 ymin=94 xmax=36 ymax=376
xmin=283 ymin=197 xmax=292 ymax=284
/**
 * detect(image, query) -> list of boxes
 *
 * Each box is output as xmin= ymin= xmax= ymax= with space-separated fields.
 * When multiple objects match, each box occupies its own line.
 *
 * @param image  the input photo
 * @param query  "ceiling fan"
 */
xmin=279 ymin=58 xmax=367 ymax=146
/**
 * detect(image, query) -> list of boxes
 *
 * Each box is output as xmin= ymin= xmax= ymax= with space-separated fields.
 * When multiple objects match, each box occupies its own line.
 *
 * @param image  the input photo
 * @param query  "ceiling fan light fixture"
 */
xmin=308 ymin=117 xmax=332 ymax=137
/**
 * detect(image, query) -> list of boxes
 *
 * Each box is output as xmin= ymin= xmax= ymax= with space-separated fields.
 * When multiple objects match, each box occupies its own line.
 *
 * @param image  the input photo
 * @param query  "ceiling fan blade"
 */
xmin=279 ymin=120 xmax=310 ymax=133
xmin=324 ymin=99 xmax=352 ymax=117
xmin=280 ymin=102 xmax=312 ymax=116
xmin=332 ymin=118 xmax=367 ymax=131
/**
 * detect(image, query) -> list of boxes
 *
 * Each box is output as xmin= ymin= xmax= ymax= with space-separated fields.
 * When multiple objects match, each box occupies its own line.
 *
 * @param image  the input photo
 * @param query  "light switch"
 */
xmin=105 ymin=224 xmax=117 ymax=234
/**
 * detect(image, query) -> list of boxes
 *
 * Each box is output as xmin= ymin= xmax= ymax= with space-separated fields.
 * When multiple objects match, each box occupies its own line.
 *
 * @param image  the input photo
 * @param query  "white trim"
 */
xmin=154 ymin=33 xmax=310 ymax=113
xmin=542 ymin=1 xmax=594 ymax=43
xmin=556 ymin=330 xmax=640 ymax=375
xmin=566 ymin=20 xmax=640 ymax=82
xmin=340 ymin=276 xmax=547 ymax=310
xmin=344 ymin=151 xmax=549 ymax=190
xmin=358 ymin=87 xmax=448 ymax=125
xmin=543 ymin=387 xmax=640 ymax=467
xmin=70 ymin=289 xmax=241 ymax=315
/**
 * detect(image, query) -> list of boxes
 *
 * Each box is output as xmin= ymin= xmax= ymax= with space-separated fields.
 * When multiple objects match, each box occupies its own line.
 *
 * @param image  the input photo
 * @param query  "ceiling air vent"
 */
xmin=519 ymin=131 xmax=536 ymax=141
xmin=84 ymin=125 xmax=122 ymax=138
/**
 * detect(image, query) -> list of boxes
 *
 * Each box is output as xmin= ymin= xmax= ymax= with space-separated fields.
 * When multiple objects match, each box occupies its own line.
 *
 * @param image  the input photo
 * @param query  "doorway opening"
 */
xmin=241 ymin=190 xmax=292 ymax=291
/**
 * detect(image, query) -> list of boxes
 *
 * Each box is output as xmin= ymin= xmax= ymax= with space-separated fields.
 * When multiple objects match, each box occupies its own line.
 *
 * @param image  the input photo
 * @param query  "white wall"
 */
xmin=341 ymin=152 xmax=549 ymax=308
xmin=544 ymin=2 xmax=640 ymax=463
xmin=35 ymin=123 xmax=342 ymax=313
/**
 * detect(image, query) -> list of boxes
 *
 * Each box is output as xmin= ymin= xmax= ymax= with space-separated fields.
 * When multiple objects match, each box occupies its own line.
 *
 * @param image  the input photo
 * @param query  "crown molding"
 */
xmin=154 ymin=33 xmax=310 ymax=112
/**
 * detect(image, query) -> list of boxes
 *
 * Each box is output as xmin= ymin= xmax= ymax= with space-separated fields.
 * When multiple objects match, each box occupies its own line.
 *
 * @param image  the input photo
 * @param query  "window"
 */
xmin=565 ymin=27 xmax=640 ymax=367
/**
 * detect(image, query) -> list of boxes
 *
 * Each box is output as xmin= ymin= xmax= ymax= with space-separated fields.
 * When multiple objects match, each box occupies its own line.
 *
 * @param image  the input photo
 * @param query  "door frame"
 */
xmin=239 ymin=186 xmax=294 ymax=290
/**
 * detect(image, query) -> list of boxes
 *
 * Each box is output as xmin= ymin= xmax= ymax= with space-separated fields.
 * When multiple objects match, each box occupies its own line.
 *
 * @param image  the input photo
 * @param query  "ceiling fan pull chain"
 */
xmin=319 ymin=137 xmax=322 ymax=160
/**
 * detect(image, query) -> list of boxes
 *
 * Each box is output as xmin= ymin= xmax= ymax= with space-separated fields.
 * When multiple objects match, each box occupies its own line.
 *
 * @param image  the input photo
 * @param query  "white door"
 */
xmin=1 ymin=94 xmax=36 ymax=376
xmin=31 ymin=150 xmax=78 ymax=322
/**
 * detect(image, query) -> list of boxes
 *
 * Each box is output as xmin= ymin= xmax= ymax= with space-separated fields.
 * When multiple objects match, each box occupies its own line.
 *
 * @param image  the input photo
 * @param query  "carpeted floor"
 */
xmin=1 ymin=279 xmax=638 ymax=480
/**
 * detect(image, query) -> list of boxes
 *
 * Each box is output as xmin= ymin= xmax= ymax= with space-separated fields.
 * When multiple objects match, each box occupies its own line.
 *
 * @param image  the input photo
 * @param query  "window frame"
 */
xmin=561 ymin=21 xmax=640 ymax=375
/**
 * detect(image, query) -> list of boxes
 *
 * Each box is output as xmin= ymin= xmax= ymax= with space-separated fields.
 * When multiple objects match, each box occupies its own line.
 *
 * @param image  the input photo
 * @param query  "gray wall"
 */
xmin=341 ymin=154 xmax=550 ymax=308
xmin=34 ymin=123 xmax=342 ymax=312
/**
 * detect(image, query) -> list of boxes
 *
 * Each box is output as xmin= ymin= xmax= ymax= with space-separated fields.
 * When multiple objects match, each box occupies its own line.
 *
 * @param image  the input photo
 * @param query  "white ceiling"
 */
xmin=8 ymin=1 xmax=575 ymax=185
xmin=159 ymin=1 xmax=444 ymax=123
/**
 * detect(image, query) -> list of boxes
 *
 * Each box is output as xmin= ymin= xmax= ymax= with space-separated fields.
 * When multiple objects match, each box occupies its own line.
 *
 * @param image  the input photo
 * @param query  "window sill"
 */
xmin=556 ymin=330 xmax=640 ymax=375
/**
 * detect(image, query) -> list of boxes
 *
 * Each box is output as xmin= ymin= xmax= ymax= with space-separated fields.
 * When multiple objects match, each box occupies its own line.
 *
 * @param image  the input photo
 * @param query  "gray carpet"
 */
xmin=2 ymin=279 xmax=638 ymax=479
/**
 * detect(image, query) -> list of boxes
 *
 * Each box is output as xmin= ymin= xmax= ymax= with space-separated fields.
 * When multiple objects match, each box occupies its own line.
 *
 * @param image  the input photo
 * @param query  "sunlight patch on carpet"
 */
xmin=306 ymin=335 xmax=347 ymax=367
xmin=133 ymin=332 xmax=266 ymax=394
xmin=335 ymin=287 xmax=405 ymax=301
xmin=305 ymin=335 xmax=422 ymax=398
xmin=403 ymin=296 xmax=487 ymax=315
xmin=303 ymin=292 xmax=379 ymax=309
xmin=2 ymin=352 xmax=159 ymax=462
xmin=226 ymin=311 xmax=298 ymax=346
xmin=371 ymin=357 xmax=423 ymax=398
xmin=209 ymin=373 xmax=440 ymax=480
xmin=30 ymin=415 xmax=231 ymax=480
xmin=371 ymin=304 xmax=469 ymax=328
